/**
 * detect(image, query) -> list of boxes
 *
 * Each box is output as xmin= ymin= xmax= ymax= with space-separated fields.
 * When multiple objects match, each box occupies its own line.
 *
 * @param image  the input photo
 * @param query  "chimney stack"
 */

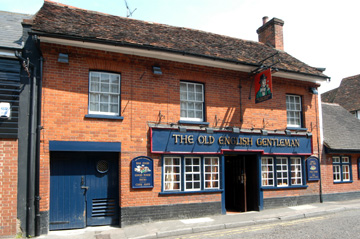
xmin=257 ymin=16 xmax=284 ymax=51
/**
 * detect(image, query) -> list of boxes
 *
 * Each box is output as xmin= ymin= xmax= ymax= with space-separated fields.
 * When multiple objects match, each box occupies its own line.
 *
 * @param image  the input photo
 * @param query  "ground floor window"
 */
xmin=261 ymin=156 xmax=304 ymax=188
xmin=163 ymin=155 xmax=220 ymax=192
xmin=333 ymin=156 xmax=352 ymax=182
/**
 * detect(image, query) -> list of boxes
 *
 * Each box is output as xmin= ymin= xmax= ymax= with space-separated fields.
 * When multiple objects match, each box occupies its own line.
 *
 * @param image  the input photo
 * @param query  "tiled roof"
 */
xmin=321 ymin=74 xmax=360 ymax=112
xmin=29 ymin=0 xmax=327 ymax=79
xmin=322 ymin=103 xmax=360 ymax=151
xmin=0 ymin=11 xmax=32 ymax=49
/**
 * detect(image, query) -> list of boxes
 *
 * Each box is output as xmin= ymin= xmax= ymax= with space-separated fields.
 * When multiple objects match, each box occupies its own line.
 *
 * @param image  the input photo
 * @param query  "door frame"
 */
xmin=222 ymin=153 xmax=260 ymax=213
xmin=48 ymin=141 xmax=121 ymax=230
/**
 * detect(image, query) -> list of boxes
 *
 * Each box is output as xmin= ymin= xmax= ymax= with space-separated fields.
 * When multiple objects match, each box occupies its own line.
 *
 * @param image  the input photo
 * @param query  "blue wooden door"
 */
xmin=50 ymin=154 xmax=86 ymax=230
xmin=86 ymin=153 xmax=119 ymax=226
xmin=50 ymin=152 xmax=119 ymax=230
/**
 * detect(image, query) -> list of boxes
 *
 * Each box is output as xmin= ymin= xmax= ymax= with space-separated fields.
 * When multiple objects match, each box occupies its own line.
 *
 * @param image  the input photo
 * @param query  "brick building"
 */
xmin=321 ymin=103 xmax=360 ymax=200
xmin=15 ymin=0 xmax=330 ymax=236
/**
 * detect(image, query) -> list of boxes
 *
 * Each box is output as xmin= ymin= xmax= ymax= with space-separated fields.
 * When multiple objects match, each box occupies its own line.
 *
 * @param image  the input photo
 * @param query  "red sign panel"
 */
xmin=254 ymin=68 xmax=272 ymax=103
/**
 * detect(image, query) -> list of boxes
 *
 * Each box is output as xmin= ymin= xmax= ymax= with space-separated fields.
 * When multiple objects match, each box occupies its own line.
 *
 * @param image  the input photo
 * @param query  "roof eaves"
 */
xmin=32 ymin=30 xmax=329 ymax=80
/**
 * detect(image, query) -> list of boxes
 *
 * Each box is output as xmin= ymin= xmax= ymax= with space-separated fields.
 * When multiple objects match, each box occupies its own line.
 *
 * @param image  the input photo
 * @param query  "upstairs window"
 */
xmin=180 ymin=81 xmax=204 ymax=122
xmin=286 ymin=95 xmax=302 ymax=127
xmin=89 ymin=72 xmax=121 ymax=116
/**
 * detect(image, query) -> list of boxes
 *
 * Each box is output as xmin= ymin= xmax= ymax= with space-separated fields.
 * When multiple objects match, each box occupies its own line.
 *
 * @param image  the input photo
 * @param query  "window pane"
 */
xmin=261 ymin=157 xmax=274 ymax=186
xmin=286 ymin=95 xmax=302 ymax=127
xmin=164 ymin=157 xmax=181 ymax=191
xmin=291 ymin=157 xmax=302 ymax=185
xmin=180 ymin=81 xmax=204 ymax=121
xmin=184 ymin=157 xmax=201 ymax=191
xmin=204 ymin=157 xmax=219 ymax=189
xmin=276 ymin=157 xmax=288 ymax=186
xmin=89 ymin=72 xmax=120 ymax=115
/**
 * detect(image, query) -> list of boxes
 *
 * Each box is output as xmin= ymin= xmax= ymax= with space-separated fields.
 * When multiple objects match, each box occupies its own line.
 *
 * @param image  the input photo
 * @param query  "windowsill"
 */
xmin=261 ymin=185 xmax=308 ymax=190
xmin=334 ymin=181 xmax=353 ymax=184
xmin=85 ymin=114 xmax=124 ymax=120
xmin=159 ymin=189 xmax=223 ymax=195
xmin=178 ymin=120 xmax=209 ymax=126
xmin=286 ymin=127 xmax=308 ymax=131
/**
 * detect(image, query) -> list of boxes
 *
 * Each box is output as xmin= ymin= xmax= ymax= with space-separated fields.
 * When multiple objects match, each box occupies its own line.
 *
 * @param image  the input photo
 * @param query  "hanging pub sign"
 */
xmin=255 ymin=68 xmax=273 ymax=103
xmin=306 ymin=156 xmax=320 ymax=181
xmin=131 ymin=156 xmax=154 ymax=188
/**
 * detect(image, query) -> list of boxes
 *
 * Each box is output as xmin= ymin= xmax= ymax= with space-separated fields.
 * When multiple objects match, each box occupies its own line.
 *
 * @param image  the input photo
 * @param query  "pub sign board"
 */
xmin=131 ymin=156 xmax=154 ymax=188
xmin=306 ymin=156 xmax=320 ymax=181
xmin=151 ymin=128 xmax=312 ymax=155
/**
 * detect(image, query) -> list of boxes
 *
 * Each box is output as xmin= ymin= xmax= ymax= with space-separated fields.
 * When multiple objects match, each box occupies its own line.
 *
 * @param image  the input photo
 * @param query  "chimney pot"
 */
xmin=262 ymin=16 xmax=269 ymax=25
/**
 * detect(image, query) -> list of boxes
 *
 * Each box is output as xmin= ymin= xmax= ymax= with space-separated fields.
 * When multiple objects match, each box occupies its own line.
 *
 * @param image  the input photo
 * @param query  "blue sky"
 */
xmin=1 ymin=0 xmax=359 ymax=93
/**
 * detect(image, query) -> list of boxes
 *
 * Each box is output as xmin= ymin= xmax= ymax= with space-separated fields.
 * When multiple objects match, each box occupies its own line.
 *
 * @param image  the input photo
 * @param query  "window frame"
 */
xmin=88 ymin=71 xmax=121 ymax=116
xmin=261 ymin=156 xmax=306 ymax=189
xmin=180 ymin=81 xmax=205 ymax=122
xmin=286 ymin=94 xmax=303 ymax=128
xmin=332 ymin=156 xmax=352 ymax=183
xmin=162 ymin=155 xmax=221 ymax=193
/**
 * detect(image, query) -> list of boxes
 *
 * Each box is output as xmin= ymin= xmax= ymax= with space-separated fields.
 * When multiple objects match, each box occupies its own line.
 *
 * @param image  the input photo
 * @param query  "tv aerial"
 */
xmin=124 ymin=0 xmax=137 ymax=17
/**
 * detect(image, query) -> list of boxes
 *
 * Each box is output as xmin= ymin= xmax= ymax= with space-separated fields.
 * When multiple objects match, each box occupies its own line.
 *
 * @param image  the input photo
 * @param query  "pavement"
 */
xmin=36 ymin=199 xmax=360 ymax=239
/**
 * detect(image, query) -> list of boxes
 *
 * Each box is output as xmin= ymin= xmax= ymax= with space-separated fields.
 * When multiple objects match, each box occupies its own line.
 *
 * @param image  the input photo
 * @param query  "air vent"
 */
xmin=92 ymin=198 xmax=116 ymax=217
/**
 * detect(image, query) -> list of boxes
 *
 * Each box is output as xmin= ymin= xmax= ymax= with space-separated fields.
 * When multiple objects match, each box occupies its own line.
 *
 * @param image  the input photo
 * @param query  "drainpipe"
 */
xmin=15 ymin=52 xmax=37 ymax=237
xmin=35 ymin=55 xmax=43 ymax=236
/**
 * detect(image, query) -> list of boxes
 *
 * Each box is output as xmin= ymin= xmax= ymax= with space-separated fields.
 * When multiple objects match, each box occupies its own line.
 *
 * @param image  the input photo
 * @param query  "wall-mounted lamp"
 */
xmin=206 ymin=128 xmax=214 ymax=134
xmin=232 ymin=127 xmax=240 ymax=133
xmin=306 ymin=132 xmax=312 ymax=138
xmin=58 ymin=53 xmax=69 ymax=63
xmin=152 ymin=66 xmax=162 ymax=75
xmin=309 ymin=87 xmax=318 ymax=95
xmin=178 ymin=126 xmax=187 ymax=133
xmin=285 ymin=130 xmax=292 ymax=136
xmin=261 ymin=129 xmax=268 ymax=136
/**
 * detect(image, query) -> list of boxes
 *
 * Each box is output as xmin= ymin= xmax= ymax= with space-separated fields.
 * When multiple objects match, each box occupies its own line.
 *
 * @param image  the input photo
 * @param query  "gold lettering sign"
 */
xmin=173 ymin=134 xmax=300 ymax=148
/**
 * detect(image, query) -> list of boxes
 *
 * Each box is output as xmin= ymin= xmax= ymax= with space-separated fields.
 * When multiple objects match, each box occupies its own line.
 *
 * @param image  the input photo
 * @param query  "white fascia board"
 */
xmin=273 ymin=71 xmax=327 ymax=84
xmin=39 ymin=36 xmax=327 ymax=83
xmin=0 ymin=49 xmax=16 ymax=59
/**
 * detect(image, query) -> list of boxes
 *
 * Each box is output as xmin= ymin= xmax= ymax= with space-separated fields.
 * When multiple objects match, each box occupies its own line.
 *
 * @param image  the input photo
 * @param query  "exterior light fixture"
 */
xmin=58 ymin=53 xmax=69 ymax=63
xmin=309 ymin=87 xmax=318 ymax=95
xmin=261 ymin=129 xmax=268 ymax=136
xmin=206 ymin=128 xmax=214 ymax=134
xmin=152 ymin=66 xmax=162 ymax=75
xmin=232 ymin=127 xmax=240 ymax=133
xmin=285 ymin=130 xmax=292 ymax=136
xmin=178 ymin=126 xmax=187 ymax=133
xmin=0 ymin=102 xmax=11 ymax=118
xmin=306 ymin=132 xmax=312 ymax=138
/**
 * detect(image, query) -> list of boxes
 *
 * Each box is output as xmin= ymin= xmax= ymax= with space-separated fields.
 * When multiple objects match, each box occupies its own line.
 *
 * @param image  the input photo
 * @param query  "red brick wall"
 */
xmin=0 ymin=139 xmax=18 ymax=237
xmin=321 ymin=153 xmax=360 ymax=194
xmin=39 ymin=43 xmax=321 ymax=211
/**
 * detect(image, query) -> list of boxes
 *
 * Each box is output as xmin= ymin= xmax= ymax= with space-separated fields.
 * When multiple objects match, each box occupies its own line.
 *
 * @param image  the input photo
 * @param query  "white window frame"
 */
xmin=333 ymin=156 xmax=351 ymax=182
xmin=89 ymin=71 xmax=121 ymax=116
xmin=163 ymin=157 xmax=181 ymax=191
xmin=162 ymin=156 xmax=220 ymax=192
xmin=261 ymin=157 xmax=274 ymax=186
xmin=291 ymin=157 xmax=302 ymax=185
xmin=204 ymin=157 xmax=220 ymax=189
xmin=276 ymin=157 xmax=289 ymax=187
xmin=180 ymin=81 xmax=204 ymax=122
xmin=286 ymin=94 xmax=302 ymax=127
xmin=184 ymin=157 xmax=201 ymax=191
xmin=261 ymin=156 xmax=304 ymax=187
